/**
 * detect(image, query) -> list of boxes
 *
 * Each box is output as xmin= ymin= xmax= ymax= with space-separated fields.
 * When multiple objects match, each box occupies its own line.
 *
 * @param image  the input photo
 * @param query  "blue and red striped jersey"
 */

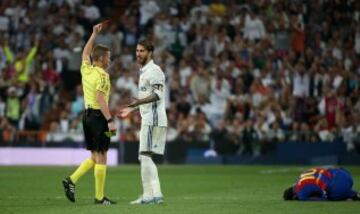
xmin=294 ymin=168 xmax=332 ymax=200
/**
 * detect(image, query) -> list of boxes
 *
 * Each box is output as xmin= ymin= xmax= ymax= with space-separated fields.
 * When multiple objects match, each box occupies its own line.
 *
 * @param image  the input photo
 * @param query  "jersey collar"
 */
xmin=140 ymin=59 xmax=154 ymax=74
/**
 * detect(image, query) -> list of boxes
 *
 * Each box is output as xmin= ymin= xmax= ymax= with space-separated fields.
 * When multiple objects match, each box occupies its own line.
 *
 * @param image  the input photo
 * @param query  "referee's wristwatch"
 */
xmin=107 ymin=118 xmax=114 ymax=123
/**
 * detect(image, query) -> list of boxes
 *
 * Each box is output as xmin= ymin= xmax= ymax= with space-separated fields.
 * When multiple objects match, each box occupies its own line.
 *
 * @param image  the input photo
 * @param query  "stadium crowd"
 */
xmin=0 ymin=0 xmax=359 ymax=156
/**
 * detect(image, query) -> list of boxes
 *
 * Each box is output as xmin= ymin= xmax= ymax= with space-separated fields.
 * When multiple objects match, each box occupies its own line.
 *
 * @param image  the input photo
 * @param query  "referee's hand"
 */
xmin=108 ymin=121 xmax=116 ymax=133
xmin=93 ymin=23 xmax=103 ymax=34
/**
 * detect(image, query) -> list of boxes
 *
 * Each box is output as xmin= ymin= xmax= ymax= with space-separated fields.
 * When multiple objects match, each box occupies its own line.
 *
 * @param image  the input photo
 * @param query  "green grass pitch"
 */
xmin=0 ymin=165 xmax=359 ymax=214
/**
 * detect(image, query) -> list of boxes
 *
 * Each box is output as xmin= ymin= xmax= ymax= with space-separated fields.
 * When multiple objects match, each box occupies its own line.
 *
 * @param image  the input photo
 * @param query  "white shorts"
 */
xmin=139 ymin=125 xmax=167 ymax=155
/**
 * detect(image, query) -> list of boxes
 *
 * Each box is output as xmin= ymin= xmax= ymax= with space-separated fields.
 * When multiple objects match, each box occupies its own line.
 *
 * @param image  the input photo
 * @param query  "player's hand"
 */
xmin=117 ymin=107 xmax=134 ymax=118
xmin=93 ymin=23 xmax=103 ymax=34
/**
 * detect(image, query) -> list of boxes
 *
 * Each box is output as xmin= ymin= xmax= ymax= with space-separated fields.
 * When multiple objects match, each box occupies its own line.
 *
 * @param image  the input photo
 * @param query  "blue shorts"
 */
xmin=326 ymin=168 xmax=354 ymax=200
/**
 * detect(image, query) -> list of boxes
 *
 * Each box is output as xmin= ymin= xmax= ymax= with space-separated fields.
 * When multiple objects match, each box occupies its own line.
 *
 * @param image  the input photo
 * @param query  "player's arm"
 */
xmin=117 ymin=93 xmax=159 ymax=119
xmin=117 ymin=106 xmax=138 ymax=118
xmin=25 ymin=37 xmax=39 ymax=64
xmin=117 ymin=94 xmax=158 ymax=118
xmin=128 ymin=71 xmax=165 ymax=107
xmin=128 ymin=92 xmax=160 ymax=108
xmin=25 ymin=46 xmax=38 ymax=64
xmin=82 ymin=23 xmax=103 ymax=62
xmin=127 ymin=82 xmax=165 ymax=107
xmin=297 ymin=185 xmax=326 ymax=201
xmin=117 ymin=84 xmax=162 ymax=118
xmin=3 ymin=40 xmax=14 ymax=63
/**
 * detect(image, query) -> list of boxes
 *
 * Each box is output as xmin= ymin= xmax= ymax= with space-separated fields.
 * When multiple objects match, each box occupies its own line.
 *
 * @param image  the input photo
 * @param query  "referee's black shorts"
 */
xmin=82 ymin=109 xmax=110 ymax=152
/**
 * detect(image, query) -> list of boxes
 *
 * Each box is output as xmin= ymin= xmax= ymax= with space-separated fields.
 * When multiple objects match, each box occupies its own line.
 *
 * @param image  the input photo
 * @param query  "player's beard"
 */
xmin=137 ymin=55 xmax=150 ymax=66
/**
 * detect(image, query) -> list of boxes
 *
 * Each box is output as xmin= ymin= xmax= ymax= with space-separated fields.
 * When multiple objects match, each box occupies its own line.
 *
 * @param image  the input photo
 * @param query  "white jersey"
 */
xmin=138 ymin=60 xmax=167 ymax=127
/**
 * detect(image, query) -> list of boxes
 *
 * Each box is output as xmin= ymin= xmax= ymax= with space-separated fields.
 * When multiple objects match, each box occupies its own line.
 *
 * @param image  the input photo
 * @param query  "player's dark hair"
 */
xmin=91 ymin=44 xmax=110 ymax=61
xmin=283 ymin=186 xmax=295 ymax=200
xmin=137 ymin=39 xmax=154 ymax=52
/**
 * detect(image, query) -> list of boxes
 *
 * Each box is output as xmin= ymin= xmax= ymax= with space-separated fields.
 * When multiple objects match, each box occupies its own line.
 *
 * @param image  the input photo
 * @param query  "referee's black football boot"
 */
xmin=62 ymin=177 xmax=76 ymax=202
xmin=94 ymin=196 xmax=117 ymax=205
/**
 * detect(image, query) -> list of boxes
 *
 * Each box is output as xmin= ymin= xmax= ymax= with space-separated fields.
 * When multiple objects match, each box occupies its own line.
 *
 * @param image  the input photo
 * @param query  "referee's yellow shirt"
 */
xmin=81 ymin=60 xmax=110 ymax=109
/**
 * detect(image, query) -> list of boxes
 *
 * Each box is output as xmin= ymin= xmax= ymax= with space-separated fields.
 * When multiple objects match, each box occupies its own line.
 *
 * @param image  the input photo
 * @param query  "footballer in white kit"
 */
xmin=118 ymin=39 xmax=167 ymax=205
xmin=138 ymin=59 xmax=168 ymax=154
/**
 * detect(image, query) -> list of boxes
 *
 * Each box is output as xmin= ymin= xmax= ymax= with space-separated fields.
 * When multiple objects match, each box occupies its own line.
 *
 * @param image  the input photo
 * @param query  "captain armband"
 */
xmin=152 ymin=84 xmax=164 ymax=100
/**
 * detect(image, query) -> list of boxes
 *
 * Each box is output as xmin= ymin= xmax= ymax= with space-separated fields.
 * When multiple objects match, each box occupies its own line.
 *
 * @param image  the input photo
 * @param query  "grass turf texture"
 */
xmin=0 ymin=165 xmax=359 ymax=214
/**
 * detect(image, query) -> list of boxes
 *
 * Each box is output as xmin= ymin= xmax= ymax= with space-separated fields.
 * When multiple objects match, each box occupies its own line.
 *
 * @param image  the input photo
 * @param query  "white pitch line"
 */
xmin=183 ymin=196 xmax=240 ymax=200
xmin=3 ymin=196 xmax=123 ymax=200
xmin=259 ymin=167 xmax=306 ymax=174
xmin=259 ymin=165 xmax=336 ymax=174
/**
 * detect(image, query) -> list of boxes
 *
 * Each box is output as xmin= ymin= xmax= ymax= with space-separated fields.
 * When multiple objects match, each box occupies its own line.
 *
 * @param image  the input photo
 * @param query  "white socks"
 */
xmin=151 ymin=161 xmax=162 ymax=197
xmin=140 ymin=155 xmax=162 ymax=198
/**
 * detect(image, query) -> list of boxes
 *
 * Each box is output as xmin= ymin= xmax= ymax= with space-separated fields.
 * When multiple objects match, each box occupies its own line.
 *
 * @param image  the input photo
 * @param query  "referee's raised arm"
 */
xmin=82 ymin=23 xmax=103 ymax=62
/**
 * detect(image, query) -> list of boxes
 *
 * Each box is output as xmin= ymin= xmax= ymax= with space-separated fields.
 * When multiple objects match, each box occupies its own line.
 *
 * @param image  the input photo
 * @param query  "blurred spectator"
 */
xmin=190 ymin=65 xmax=211 ymax=102
xmin=188 ymin=111 xmax=211 ymax=142
xmin=0 ymin=10 xmax=10 ymax=32
xmin=95 ymin=24 xmax=121 ymax=56
xmin=22 ymin=82 xmax=41 ymax=130
xmin=2 ymin=39 xmax=38 ymax=84
xmin=0 ymin=97 xmax=5 ymax=117
xmin=268 ymin=121 xmax=285 ymax=143
xmin=0 ymin=116 xmax=16 ymax=143
xmin=243 ymin=9 xmax=266 ymax=42
xmin=0 ymin=45 xmax=6 ymax=71
xmin=176 ymin=92 xmax=191 ymax=117
xmin=139 ymin=0 xmax=160 ymax=27
xmin=291 ymin=21 xmax=305 ymax=55
xmin=240 ymin=120 xmax=258 ymax=156
xmin=115 ymin=69 xmax=137 ymax=97
xmin=5 ymin=86 xmax=20 ymax=128
xmin=59 ymin=110 xmax=69 ymax=133
xmin=70 ymin=85 xmax=84 ymax=118
xmin=81 ymin=0 xmax=100 ymax=21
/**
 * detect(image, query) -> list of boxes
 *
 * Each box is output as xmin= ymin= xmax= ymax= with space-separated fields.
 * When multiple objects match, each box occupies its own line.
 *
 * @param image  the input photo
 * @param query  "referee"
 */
xmin=62 ymin=23 xmax=116 ymax=205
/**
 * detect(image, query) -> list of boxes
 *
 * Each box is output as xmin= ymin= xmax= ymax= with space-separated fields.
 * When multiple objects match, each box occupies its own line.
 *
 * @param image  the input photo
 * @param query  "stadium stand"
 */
xmin=0 ymin=0 xmax=359 ymax=163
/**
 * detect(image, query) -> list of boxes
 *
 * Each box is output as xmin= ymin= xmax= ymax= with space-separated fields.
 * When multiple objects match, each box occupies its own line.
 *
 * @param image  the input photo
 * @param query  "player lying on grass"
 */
xmin=283 ymin=167 xmax=360 ymax=201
